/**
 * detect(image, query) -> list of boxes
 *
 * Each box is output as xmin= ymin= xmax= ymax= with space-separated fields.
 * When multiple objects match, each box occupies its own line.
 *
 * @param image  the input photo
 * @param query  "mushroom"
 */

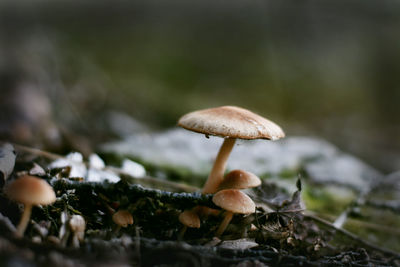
xmin=178 ymin=106 xmax=284 ymax=194
xmin=69 ymin=215 xmax=85 ymax=248
xmin=112 ymin=210 xmax=134 ymax=232
xmin=4 ymin=175 xmax=56 ymax=237
xmin=179 ymin=209 xmax=200 ymax=229
xmin=178 ymin=209 xmax=200 ymax=238
xmin=212 ymin=189 xmax=255 ymax=237
xmin=218 ymin=169 xmax=261 ymax=191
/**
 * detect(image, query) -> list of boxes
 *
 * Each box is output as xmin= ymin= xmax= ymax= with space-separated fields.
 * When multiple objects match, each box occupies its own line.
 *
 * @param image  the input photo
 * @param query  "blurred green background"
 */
xmin=0 ymin=0 xmax=399 ymax=172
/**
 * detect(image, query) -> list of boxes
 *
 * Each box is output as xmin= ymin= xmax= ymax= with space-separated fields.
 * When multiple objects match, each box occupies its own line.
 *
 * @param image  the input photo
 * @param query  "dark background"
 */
xmin=0 ymin=0 xmax=399 ymax=172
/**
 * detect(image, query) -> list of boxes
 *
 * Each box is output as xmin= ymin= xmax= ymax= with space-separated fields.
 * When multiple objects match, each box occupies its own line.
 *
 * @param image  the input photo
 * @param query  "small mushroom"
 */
xmin=4 ymin=175 xmax=56 ymax=237
xmin=178 ymin=106 xmax=284 ymax=194
xmin=112 ymin=210 xmax=134 ymax=233
xmin=178 ymin=209 xmax=200 ymax=239
xmin=212 ymin=189 xmax=255 ymax=237
xmin=219 ymin=169 xmax=261 ymax=190
xmin=179 ymin=210 xmax=200 ymax=229
xmin=69 ymin=215 xmax=85 ymax=248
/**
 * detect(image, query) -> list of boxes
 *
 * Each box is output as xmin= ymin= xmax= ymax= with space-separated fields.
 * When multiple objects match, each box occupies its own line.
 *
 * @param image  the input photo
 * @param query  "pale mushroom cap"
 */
xmin=5 ymin=175 xmax=56 ymax=205
xmin=178 ymin=106 xmax=285 ymax=140
xmin=179 ymin=210 xmax=200 ymax=228
xmin=212 ymin=189 xmax=255 ymax=214
xmin=69 ymin=215 xmax=86 ymax=233
xmin=112 ymin=210 xmax=134 ymax=228
xmin=219 ymin=169 xmax=261 ymax=190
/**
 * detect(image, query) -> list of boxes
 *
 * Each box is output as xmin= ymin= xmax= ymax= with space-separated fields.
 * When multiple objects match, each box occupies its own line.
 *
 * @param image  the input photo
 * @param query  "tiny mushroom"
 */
xmin=179 ymin=209 xmax=201 ymax=229
xmin=112 ymin=210 xmax=134 ymax=232
xmin=178 ymin=106 xmax=284 ymax=194
xmin=212 ymin=189 xmax=255 ymax=237
xmin=219 ymin=169 xmax=261 ymax=191
xmin=178 ymin=209 xmax=201 ymax=239
xmin=69 ymin=214 xmax=85 ymax=248
xmin=4 ymin=175 xmax=56 ymax=237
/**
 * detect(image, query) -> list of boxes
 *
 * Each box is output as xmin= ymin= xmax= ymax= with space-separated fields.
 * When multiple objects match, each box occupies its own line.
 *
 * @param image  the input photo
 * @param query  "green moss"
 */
xmin=278 ymin=168 xmax=299 ymax=179
xmin=303 ymin=185 xmax=356 ymax=215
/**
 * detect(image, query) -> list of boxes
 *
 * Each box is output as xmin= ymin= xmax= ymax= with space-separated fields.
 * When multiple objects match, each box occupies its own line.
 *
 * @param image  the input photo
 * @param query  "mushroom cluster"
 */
xmin=212 ymin=169 xmax=262 ymax=236
xmin=177 ymin=106 xmax=285 ymax=236
xmin=212 ymin=188 xmax=255 ymax=237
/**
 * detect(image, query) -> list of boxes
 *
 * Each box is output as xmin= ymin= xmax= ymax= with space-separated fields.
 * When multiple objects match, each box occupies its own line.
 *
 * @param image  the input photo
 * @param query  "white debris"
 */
xmin=49 ymin=152 xmax=120 ymax=183
xmin=0 ymin=143 xmax=16 ymax=180
xmin=87 ymin=154 xmax=120 ymax=183
xmin=48 ymin=152 xmax=86 ymax=178
xmin=219 ymin=238 xmax=259 ymax=250
xmin=121 ymin=159 xmax=146 ymax=178
xmin=87 ymin=168 xmax=120 ymax=183
xmin=66 ymin=152 xmax=83 ymax=162
xmin=29 ymin=163 xmax=46 ymax=176
xmin=89 ymin=154 xmax=105 ymax=169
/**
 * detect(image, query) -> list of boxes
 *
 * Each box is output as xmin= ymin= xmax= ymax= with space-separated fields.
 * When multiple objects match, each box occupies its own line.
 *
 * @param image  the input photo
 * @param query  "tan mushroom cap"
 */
xmin=178 ymin=106 xmax=285 ymax=140
xmin=5 ymin=175 xmax=56 ymax=205
xmin=219 ymin=170 xmax=261 ymax=190
xmin=212 ymin=189 xmax=255 ymax=214
xmin=179 ymin=210 xmax=200 ymax=228
xmin=112 ymin=210 xmax=134 ymax=228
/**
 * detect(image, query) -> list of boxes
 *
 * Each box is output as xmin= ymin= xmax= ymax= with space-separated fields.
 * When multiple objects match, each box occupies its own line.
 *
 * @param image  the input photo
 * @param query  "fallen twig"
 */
xmin=51 ymin=179 xmax=217 ymax=209
xmin=14 ymin=144 xmax=63 ymax=161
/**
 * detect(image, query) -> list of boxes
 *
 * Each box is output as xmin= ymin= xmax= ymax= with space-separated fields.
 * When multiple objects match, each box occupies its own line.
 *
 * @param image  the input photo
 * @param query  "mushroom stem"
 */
xmin=178 ymin=226 xmax=187 ymax=240
xmin=71 ymin=234 xmax=80 ymax=248
xmin=216 ymin=211 xmax=233 ymax=237
xmin=16 ymin=203 xmax=33 ymax=237
xmin=114 ymin=225 xmax=122 ymax=234
xmin=202 ymin=138 xmax=236 ymax=194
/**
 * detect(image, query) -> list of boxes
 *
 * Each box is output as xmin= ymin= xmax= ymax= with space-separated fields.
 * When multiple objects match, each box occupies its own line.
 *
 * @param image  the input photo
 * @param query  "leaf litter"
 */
xmin=0 ymin=143 xmax=16 ymax=185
